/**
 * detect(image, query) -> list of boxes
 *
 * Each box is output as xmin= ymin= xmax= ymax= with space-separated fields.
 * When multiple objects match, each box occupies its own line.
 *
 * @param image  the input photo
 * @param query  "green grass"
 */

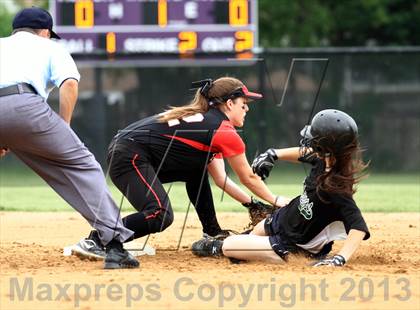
xmin=0 ymin=163 xmax=419 ymax=213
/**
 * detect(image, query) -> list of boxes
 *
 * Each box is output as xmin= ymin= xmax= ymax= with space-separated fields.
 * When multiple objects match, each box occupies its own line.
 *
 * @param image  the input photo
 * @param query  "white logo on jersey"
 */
xmin=167 ymin=113 xmax=204 ymax=127
xmin=298 ymin=190 xmax=313 ymax=220
xmin=182 ymin=113 xmax=204 ymax=123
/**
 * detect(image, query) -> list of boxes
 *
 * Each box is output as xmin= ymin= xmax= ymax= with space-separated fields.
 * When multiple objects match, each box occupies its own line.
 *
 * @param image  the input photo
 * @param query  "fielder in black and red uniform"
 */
xmin=75 ymin=77 xmax=289 ymax=258
xmin=108 ymin=106 xmax=247 ymax=239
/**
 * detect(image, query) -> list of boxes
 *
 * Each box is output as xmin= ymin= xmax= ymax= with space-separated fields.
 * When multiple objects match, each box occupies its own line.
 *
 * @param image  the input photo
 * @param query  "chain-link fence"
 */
xmin=3 ymin=47 xmax=420 ymax=172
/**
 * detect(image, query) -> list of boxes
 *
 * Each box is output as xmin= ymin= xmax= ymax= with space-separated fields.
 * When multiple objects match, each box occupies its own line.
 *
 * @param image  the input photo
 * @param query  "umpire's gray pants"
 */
xmin=0 ymin=93 xmax=133 ymax=244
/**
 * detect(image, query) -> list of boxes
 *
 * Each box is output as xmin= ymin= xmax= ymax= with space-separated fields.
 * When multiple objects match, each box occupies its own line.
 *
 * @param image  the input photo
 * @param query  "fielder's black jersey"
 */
xmin=268 ymin=156 xmax=370 ymax=253
xmin=109 ymin=108 xmax=245 ymax=180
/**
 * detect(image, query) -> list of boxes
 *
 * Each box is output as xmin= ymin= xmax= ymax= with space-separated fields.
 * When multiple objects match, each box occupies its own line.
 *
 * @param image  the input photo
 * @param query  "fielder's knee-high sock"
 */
xmin=186 ymin=175 xmax=222 ymax=236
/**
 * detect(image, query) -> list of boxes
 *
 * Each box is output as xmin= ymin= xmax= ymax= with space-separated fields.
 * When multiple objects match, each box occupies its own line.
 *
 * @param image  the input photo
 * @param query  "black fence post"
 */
xmin=89 ymin=67 xmax=107 ymax=166
xmin=257 ymin=55 xmax=267 ymax=151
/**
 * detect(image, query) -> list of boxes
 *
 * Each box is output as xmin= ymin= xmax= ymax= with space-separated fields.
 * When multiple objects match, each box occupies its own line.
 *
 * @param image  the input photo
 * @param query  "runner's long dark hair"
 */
xmin=316 ymin=139 xmax=369 ymax=199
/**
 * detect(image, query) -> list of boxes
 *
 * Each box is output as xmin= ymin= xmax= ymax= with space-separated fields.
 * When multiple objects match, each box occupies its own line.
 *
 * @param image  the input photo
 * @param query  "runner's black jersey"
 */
xmin=270 ymin=156 xmax=370 ymax=251
xmin=109 ymin=108 xmax=245 ymax=178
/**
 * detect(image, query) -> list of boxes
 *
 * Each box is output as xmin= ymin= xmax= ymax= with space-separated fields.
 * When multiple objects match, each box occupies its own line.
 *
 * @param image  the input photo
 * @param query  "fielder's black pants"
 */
xmin=107 ymin=143 xmax=222 ymax=240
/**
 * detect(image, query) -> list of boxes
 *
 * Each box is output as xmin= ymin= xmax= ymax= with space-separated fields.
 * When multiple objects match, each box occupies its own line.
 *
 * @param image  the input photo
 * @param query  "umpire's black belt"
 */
xmin=0 ymin=83 xmax=37 ymax=97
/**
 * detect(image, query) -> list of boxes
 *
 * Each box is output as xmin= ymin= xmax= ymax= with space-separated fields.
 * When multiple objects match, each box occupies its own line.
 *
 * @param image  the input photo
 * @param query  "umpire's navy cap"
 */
xmin=13 ymin=7 xmax=60 ymax=39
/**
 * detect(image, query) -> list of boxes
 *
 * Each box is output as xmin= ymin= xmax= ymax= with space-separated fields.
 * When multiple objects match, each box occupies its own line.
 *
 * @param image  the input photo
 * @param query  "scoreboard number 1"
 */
xmin=75 ymin=0 xmax=94 ymax=28
xmin=106 ymin=32 xmax=116 ymax=54
xmin=158 ymin=0 xmax=168 ymax=28
xmin=229 ymin=0 xmax=248 ymax=26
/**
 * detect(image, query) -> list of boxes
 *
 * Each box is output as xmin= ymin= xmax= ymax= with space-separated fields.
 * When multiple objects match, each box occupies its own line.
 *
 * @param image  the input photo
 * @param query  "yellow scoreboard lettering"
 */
xmin=106 ymin=32 xmax=116 ymax=54
xmin=229 ymin=0 xmax=248 ymax=26
xmin=158 ymin=0 xmax=168 ymax=28
xmin=178 ymin=31 xmax=197 ymax=53
xmin=235 ymin=31 xmax=253 ymax=52
xmin=75 ymin=0 xmax=94 ymax=28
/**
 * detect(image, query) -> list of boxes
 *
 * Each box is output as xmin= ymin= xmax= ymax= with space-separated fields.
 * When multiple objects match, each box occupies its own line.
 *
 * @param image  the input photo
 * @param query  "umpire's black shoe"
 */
xmin=192 ymin=237 xmax=223 ymax=257
xmin=104 ymin=240 xmax=139 ymax=269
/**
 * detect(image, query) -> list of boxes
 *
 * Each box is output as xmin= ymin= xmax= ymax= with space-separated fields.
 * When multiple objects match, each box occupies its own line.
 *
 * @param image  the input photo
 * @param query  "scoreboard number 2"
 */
xmin=235 ymin=31 xmax=253 ymax=52
xmin=178 ymin=32 xmax=197 ymax=54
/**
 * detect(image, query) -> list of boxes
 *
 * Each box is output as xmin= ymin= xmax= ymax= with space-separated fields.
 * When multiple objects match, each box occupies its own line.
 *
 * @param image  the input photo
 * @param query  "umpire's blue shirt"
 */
xmin=0 ymin=31 xmax=80 ymax=99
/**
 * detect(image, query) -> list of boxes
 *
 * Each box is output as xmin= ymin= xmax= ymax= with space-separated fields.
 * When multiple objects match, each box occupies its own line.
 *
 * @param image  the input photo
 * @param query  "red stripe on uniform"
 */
xmin=131 ymin=154 xmax=163 ymax=220
xmin=163 ymin=134 xmax=217 ymax=153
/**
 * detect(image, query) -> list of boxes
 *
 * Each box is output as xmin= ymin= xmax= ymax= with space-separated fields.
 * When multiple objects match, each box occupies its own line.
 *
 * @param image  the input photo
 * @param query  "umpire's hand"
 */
xmin=251 ymin=148 xmax=278 ymax=180
xmin=0 ymin=148 xmax=9 ymax=158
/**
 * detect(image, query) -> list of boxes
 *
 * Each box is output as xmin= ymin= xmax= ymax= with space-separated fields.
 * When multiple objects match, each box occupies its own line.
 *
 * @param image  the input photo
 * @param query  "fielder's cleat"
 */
xmin=191 ymin=237 xmax=223 ymax=257
xmin=104 ymin=240 xmax=140 ymax=269
xmin=202 ymin=229 xmax=238 ymax=240
xmin=72 ymin=230 xmax=105 ymax=260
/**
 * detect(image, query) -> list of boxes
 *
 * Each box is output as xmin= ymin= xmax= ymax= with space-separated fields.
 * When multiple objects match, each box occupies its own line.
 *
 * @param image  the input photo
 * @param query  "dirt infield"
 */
xmin=0 ymin=212 xmax=419 ymax=310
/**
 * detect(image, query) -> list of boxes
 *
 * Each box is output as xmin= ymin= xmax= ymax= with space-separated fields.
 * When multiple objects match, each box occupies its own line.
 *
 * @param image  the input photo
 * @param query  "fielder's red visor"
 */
xmin=223 ymin=85 xmax=263 ymax=101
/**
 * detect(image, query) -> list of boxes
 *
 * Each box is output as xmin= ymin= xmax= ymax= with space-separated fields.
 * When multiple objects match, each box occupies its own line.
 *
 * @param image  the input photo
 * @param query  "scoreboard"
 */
xmin=50 ymin=0 xmax=258 ymax=55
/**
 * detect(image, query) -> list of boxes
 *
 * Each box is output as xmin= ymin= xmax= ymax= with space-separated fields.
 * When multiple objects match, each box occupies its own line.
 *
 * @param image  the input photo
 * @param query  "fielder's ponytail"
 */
xmin=158 ymin=77 xmax=244 ymax=123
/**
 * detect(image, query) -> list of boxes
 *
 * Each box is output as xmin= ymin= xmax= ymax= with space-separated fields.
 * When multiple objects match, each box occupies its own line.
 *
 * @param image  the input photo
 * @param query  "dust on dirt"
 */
xmin=0 ymin=212 xmax=419 ymax=310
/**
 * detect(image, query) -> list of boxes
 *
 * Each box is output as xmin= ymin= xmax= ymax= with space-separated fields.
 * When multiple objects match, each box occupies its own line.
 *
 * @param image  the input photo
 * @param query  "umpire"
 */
xmin=0 ymin=7 xmax=138 ymax=269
